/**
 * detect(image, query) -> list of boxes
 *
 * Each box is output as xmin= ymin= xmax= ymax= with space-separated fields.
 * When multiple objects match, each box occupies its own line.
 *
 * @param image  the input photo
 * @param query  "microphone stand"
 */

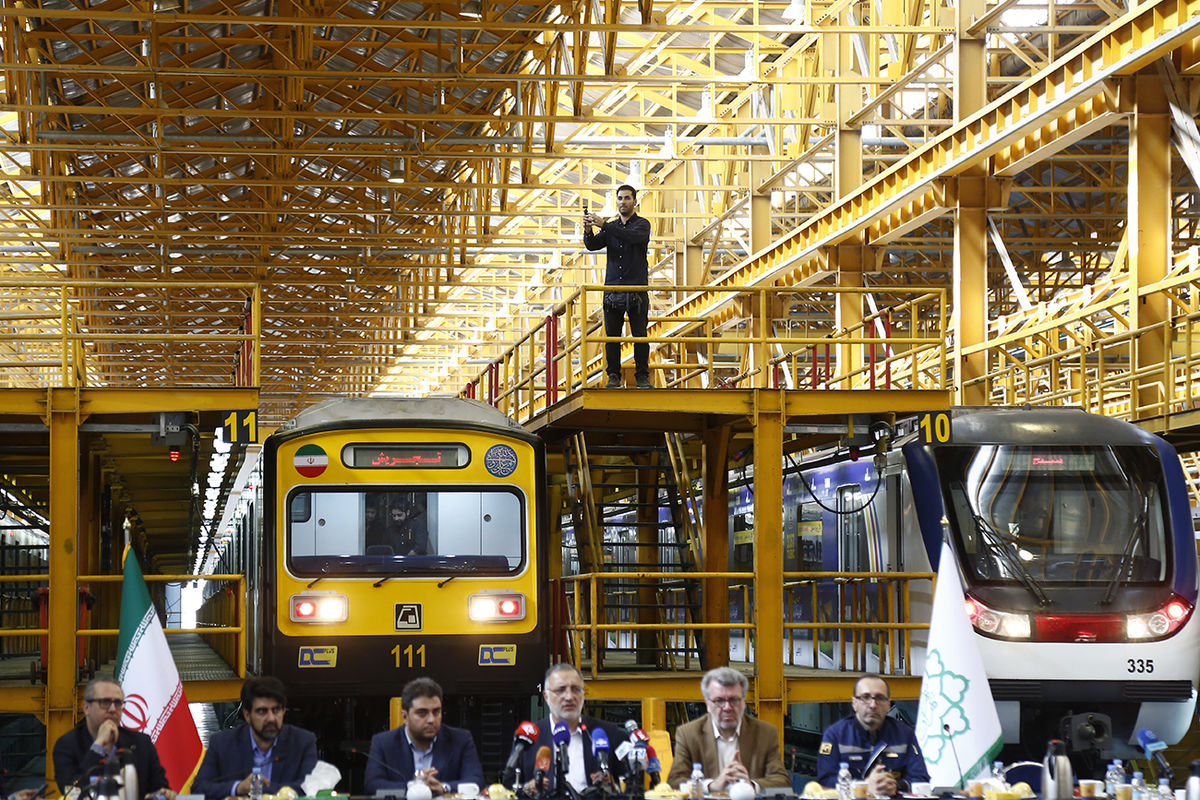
xmin=552 ymin=756 xmax=583 ymax=800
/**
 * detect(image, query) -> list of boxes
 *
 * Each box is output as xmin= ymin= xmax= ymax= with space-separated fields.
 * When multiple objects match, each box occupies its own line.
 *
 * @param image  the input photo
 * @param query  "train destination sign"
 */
xmin=345 ymin=443 xmax=469 ymax=469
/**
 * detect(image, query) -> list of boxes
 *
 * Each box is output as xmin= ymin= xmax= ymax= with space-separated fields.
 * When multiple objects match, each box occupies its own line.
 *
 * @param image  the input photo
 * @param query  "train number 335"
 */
xmin=392 ymin=643 xmax=426 ymax=668
xmin=1127 ymin=658 xmax=1154 ymax=673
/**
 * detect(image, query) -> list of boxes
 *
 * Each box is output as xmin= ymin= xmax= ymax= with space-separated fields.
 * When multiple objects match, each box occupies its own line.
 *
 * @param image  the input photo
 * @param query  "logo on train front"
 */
xmin=483 ymin=444 xmax=518 ymax=477
xmin=298 ymin=646 xmax=338 ymax=667
xmin=478 ymin=644 xmax=517 ymax=665
xmin=395 ymin=603 xmax=423 ymax=631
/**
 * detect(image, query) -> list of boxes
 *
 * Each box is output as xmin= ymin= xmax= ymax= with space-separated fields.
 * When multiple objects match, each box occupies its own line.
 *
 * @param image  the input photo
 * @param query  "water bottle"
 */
xmin=1185 ymin=760 xmax=1200 ymax=800
xmin=992 ymin=761 xmax=1006 ymax=786
xmin=837 ymin=762 xmax=853 ymax=800
xmin=689 ymin=763 xmax=704 ymax=800
xmin=249 ymin=767 xmax=264 ymax=800
xmin=1131 ymin=771 xmax=1148 ymax=800
xmin=1108 ymin=762 xmax=1127 ymax=798
xmin=1158 ymin=778 xmax=1173 ymax=800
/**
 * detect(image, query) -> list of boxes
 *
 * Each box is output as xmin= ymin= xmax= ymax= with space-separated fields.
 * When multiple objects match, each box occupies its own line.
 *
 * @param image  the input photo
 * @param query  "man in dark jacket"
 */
xmin=513 ymin=663 xmax=628 ymax=796
xmin=583 ymin=184 xmax=653 ymax=389
xmin=52 ymin=675 xmax=174 ymax=798
xmin=364 ymin=677 xmax=483 ymax=795
xmin=817 ymin=674 xmax=929 ymax=797
xmin=192 ymin=676 xmax=318 ymax=800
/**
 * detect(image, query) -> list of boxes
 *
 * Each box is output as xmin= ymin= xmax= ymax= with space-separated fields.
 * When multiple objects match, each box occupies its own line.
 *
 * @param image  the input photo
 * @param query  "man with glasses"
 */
xmin=817 ymin=674 xmax=929 ymax=796
xmin=514 ymin=663 xmax=627 ymax=795
xmin=193 ymin=676 xmax=318 ymax=800
xmin=52 ymin=675 xmax=175 ymax=797
xmin=666 ymin=667 xmax=790 ymax=791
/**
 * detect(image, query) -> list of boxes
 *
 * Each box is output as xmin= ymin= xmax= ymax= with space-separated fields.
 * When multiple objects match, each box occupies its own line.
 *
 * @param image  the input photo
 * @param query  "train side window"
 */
xmin=290 ymin=492 xmax=311 ymax=523
xmin=796 ymin=502 xmax=823 ymax=570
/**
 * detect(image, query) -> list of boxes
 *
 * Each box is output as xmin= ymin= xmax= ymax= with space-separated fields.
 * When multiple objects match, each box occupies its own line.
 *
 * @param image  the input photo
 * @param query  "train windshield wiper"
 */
xmin=971 ymin=513 xmax=1050 ymax=606
xmin=306 ymin=562 xmax=329 ymax=589
xmin=1101 ymin=494 xmax=1149 ymax=605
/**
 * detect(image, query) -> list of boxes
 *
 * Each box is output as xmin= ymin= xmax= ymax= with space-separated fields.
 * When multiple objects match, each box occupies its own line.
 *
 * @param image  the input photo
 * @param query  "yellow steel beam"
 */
xmin=751 ymin=390 xmax=784 ymax=733
xmin=1128 ymin=71 xmax=1171 ymax=418
xmin=46 ymin=387 xmax=82 ymax=791
xmin=667 ymin=0 xmax=1200 ymax=322
xmin=182 ymin=678 xmax=245 ymax=704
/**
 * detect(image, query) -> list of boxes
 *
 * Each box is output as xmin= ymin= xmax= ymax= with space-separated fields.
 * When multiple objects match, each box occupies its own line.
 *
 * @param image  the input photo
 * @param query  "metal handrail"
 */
xmin=560 ymin=569 xmax=935 ymax=679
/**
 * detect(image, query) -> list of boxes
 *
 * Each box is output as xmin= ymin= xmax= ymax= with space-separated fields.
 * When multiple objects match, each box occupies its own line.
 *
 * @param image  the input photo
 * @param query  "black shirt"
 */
xmin=584 ymin=213 xmax=651 ymax=287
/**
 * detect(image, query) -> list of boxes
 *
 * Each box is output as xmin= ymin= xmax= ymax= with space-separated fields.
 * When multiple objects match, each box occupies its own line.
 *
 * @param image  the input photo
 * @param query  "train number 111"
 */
xmin=392 ymin=643 xmax=426 ymax=668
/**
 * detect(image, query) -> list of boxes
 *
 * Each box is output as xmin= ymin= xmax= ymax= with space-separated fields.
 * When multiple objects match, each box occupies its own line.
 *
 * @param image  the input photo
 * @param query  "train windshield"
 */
xmin=286 ymin=487 xmax=525 ymax=576
xmin=938 ymin=444 xmax=1168 ymax=586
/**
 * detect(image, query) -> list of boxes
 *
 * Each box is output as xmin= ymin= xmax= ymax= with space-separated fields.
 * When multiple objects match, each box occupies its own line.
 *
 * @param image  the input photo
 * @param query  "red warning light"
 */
xmin=168 ymin=446 xmax=181 ymax=462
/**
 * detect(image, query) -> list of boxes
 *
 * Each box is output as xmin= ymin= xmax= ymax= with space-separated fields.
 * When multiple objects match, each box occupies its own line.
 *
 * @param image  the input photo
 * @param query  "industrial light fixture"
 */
xmin=461 ymin=0 xmax=482 ymax=18
xmin=387 ymin=157 xmax=405 ymax=184
xmin=780 ymin=0 xmax=804 ymax=22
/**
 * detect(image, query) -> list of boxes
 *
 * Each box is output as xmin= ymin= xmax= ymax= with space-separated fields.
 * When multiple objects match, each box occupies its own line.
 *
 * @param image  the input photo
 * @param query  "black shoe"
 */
xmin=635 ymin=378 xmax=653 ymax=389
xmin=604 ymin=376 xmax=622 ymax=388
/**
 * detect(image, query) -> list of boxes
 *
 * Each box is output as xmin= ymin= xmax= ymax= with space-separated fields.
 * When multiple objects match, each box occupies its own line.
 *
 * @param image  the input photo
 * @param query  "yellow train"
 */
xmin=249 ymin=398 xmax=547 ymax=743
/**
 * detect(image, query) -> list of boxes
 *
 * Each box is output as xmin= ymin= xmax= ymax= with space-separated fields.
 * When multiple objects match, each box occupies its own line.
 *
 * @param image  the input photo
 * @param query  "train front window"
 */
xmin=938 ymin=444 xmax=1168 ymax=585
xmin=287 ymin=488 xmax=524 ymax=576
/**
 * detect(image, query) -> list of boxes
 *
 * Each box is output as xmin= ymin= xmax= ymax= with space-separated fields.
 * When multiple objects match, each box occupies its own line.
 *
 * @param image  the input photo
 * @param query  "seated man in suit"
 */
xmin=52 ymin=675 xmax=175 ymax=798
xmin=513 ymin=663 xmax=628 ymax=796
xmin=666 ymin=667 xmax=790 ymax=792
xmin=364 ymin=677 xmax=484 ymax=795
xmin=193 ymin=676 xmax=319 ymax=800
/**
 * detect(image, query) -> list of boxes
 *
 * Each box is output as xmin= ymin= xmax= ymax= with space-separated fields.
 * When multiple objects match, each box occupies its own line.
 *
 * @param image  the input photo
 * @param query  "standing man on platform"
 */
xmin=666 ymin=667 xmax=790 ymax=792
xmin=52 ymin=675 xmax=175 ymax=798
xmin=583 ymin=184 xmax=653 ymax=389
xmin=514 ymin=663 xmax=628 ymax=795
xmin=816 ymin=674 xmax=929 ymax=797
xmin=364 ymin=677 xmax=484 ymax=795
xmin=192 ymin=676 xmax=319 ymax=800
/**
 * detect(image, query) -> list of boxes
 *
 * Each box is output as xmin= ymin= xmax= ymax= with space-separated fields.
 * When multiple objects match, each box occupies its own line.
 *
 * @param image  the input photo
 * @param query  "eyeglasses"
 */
xmin=854 ymin=694 xmax=890 ymax=705
xmin=86 ymin=697 xmax=124 ymax=709
xmin=707 ymin=696 xmax=744 ymax=707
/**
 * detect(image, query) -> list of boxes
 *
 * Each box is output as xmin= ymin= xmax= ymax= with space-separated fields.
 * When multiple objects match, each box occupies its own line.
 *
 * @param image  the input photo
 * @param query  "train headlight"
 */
xmin=468 ymin=591 xmax=526 ymax=622
xmin=1127 ymin=594 xmax=1193 ymax=640
xmin=290 ymin=592 xmax=349 ymax=623
xmin=964 ymin=595 xmax=1031 ymax=640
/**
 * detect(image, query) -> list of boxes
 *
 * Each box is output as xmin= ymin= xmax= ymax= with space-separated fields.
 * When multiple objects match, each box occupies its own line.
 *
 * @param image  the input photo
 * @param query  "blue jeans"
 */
xmin=603 ymin=290 xmax=649 ymax=380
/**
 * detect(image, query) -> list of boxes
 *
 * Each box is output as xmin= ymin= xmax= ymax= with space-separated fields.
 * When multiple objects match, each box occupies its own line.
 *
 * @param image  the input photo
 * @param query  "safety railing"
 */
xmin=0 ymin=280 xmax=261 ymax=389
xmin=783 ymin=571 xmax=934 ymax=677
xmin=464 ymin=284 xmax=949 ymax=424
xmin=0 ymin=573 xmax=247 ymax=680
xmin=72 ymin=573 xmax=247 ymax=678
xmin=558 ymin=570 xmax=934 ymax=679
xmin=964 ymin=263 xmax=1200 ymax=422
xmin=956 ymin=245 xmax=1200 ymax=423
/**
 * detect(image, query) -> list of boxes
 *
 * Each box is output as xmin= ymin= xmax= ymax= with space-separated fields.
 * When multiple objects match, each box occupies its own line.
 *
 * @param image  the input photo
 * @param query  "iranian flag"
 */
xmin=116 ymin=548 xmax=204 ymax=790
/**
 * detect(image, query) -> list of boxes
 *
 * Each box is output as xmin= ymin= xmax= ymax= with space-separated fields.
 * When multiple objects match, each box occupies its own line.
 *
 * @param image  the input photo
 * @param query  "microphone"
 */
xmin=1137 ymin=728 xmax=1175 ymax=781
xmin=534 ymin=746 xmax=552 ymax=791
xmin=943 ymin=724 xmax=965 ymax=790
xmin=552 ymin=722 xmax=571 ymax=778
xmin=503 ymin=721 xmax=539 ymax=783
xmin=591 ymin=728 xmax=611 ymax=777
xmin=614 ymin=741 xmax=632 ymax=765
xmin=646 ymin=746 xmax=661 ymax=785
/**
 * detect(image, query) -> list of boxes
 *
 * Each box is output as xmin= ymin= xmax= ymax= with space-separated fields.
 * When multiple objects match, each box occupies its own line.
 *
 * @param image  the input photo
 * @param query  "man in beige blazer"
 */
xmin=666 ymin=667 xmax=791 ymax=791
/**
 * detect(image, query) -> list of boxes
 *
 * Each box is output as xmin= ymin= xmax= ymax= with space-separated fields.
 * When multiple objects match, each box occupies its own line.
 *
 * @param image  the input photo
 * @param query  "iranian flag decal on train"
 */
xmin=295 ymin=444 xmax=328 ymax=477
